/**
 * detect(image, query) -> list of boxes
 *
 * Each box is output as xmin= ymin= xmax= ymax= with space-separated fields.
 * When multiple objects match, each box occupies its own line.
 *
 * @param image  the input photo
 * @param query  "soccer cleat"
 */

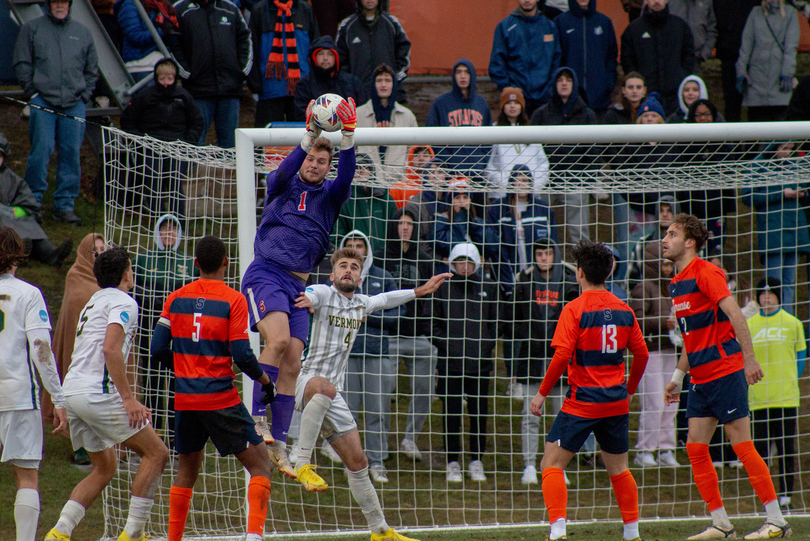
xmin=521 ymin=464 xmax=538 ymax=485
xmin=371 ymin=527 xmax=420 ymax=541
xmin=687 ymin=525 xmax=737 ymax=539
xmin=117 ymin=532 xmax=148 ymax=541
xmin=446 ymin=461 xmax=462 ymax=483
xmin=743 ymin=522 xmax=792 ymax=539
xmin=253 ymin=417 xmax=274 ymax=445
xmin=268 ymin=442 xmax=297 ymax=479
xmin=321 ymin=440 xmax=343 ymax=464
xmin=400 ymin=438 xmax=423 ymax=461
xmin=295 ymin=464 xmax=328 ymax=492
xmin=44 ymin=529 xmax=71 ymax=540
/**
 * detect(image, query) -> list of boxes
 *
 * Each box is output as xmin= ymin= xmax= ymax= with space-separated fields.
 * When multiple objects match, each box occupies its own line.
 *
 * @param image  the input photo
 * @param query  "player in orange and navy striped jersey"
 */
xmin=530 ymin=240 xmax=649 ymax=541
xmin=150 ymin=236 xmax=276 ymax=541
xmin=662 ymin=214 xmax=791 ymax=540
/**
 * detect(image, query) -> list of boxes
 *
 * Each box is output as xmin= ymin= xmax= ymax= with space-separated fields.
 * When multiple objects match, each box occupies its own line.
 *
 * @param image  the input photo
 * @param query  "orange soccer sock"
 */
xmin=686 ymin=443 xmax=724 ymax=511
xmin=733 ymin=441 xmax=778 ymax=505
xmin=247 ymin=476 xmax=272 ymax=536
xmin=542 ymin=467 xmax=568 ymax=524
xmin=610 ymin=470 xmax=640 ymax=524
xmin=168 ymin=486 xmax=193 ymax=541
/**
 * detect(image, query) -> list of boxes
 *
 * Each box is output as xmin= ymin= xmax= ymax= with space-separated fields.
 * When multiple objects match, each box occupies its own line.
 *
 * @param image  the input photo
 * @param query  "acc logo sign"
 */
xmin=120 ymin=312 xmax=130 ymax=324
xmin=39 ymin=310 xmax=48 ymax=322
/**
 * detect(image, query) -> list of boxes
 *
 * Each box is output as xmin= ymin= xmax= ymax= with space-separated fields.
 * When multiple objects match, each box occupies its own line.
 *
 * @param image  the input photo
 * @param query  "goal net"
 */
xmin=101 ymin=122 xmax=810 ymax=540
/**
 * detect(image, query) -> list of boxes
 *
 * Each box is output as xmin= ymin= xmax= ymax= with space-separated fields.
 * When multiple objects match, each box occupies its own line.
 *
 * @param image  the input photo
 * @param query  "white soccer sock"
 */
xmin=764 ymin=499 xmax=786 ymax=526
xmin=623 ymin=520 xmax=639 ymax=540
xmin=295 ymin=393 xmax=333 ymax=470
xmin=550 ymin=517 xmax=566 ymax=539
xmin=123 ymin=495 xmax=155 ymax=538
xmin=346 ymin=467 xmax=389 ymax=534
xmin=15 ymin=488 xmax=39 ymax=541
xmin=710 ymin=506 xmax=733 ymax=530
xmin=54 ymin=499 xmax=86 ymax=536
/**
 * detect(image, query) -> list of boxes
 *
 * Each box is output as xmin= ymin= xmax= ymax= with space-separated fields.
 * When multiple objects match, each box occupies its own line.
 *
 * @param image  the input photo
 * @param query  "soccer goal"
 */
xmin=100 ymin=121 xmax=810 ymax=540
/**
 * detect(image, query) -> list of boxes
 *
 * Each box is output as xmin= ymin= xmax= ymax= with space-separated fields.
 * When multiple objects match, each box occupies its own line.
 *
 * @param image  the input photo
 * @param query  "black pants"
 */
xmin=752 ymin=407 xmax=797 ymax=495
xmin=747 ymin=105 xmax=788 ymax=122
xmin=437 ymin=372 xmax=490 ymax=463
xmin=720 ymin=57 xmax=743 ymax=122
xmin=255 ymin=96 xmax=297 ymax=127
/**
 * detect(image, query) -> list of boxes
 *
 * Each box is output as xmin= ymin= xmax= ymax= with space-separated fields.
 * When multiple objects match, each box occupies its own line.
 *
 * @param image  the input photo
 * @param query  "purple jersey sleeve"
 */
xmin=326 ymin=146 xmax=355 ymax=205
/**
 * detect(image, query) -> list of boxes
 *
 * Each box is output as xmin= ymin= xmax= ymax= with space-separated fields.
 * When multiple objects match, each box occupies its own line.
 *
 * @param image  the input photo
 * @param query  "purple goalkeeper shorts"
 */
xmin=241 ymin=258 xmax=310 ymax=343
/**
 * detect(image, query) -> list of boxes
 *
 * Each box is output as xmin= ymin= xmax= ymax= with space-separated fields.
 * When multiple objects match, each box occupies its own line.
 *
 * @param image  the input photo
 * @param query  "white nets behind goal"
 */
xmin=101 ymin=123 xmax=810 ymax=539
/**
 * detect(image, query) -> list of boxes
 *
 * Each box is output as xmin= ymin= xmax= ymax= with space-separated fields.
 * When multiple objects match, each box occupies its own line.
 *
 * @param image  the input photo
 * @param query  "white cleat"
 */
xmin=743 ymin=522 xmax=792 ymax=539
xmin=687 ymin=525 xmax=737 ymax=539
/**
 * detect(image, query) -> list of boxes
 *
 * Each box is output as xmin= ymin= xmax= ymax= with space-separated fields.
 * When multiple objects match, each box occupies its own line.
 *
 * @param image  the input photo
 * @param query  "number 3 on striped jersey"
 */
xmin=298 ymin=192 xmax=307 ymax=211
xmin=601 ymin=324 xmax=617 ymax=354
xmin=344 ymin=331 xmax=351 ymax=349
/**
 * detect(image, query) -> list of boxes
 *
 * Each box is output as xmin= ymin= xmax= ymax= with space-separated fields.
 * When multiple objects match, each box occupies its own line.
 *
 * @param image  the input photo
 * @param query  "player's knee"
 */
xmin=149 ymin=442 xmax=170 ymax=468
xmin=266 ymin=335 xmax=291 ymax=358
xmin=94 ymin=459 xmax=118 ymax=483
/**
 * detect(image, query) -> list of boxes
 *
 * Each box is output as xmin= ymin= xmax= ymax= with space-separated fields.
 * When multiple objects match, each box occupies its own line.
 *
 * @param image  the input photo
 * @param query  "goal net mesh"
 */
xmin=100 ymin=125 xmax=810 ymax=539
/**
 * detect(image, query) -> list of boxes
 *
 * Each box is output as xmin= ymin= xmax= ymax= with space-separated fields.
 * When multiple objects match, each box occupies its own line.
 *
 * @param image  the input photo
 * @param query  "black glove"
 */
xmin=260 ymin=380 xmax=276 ymax=405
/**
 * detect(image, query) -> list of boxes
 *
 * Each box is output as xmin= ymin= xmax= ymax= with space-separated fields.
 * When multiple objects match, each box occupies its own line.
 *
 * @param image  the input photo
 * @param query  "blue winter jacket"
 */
xmin=115 ymin=0 xmax=161 ymax=63
xmin=554 ymin=0 xmax=618 ymax=112
xmin=488 ymin=7 xmax=561 ymax=103
xmin=485 ymin=196 xmax=559 ymax=277
xmin=425 ymin=58 xmax=492 ymax=173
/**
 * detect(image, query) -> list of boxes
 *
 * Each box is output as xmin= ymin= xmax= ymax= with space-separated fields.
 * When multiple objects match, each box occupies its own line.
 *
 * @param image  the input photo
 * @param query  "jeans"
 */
xmin=765 ymin=252 xmax=797 ymax=314
xmin=550 ymin=192 xmax=591 ymax=245
xmin=389 ymin=336 xmax=437 ymax=440
xmin=196 ymin=97 xmax=240 ymax=148
xmin=521 ymin=381 xmax=566 ymax=467
xmin=25 ymin=95 xmax=85 ymax=212
xmin=345 ymin=354 xmax=397 ymax=465
xmin=612 ymin=193 xmax=631 ymax=282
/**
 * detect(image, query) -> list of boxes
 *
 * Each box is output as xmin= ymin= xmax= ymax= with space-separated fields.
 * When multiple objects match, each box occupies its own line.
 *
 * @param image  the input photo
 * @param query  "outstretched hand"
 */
xmin=337 ymin=97 xmax=357 ymax=134
xmin=295 ymin=292 xmax=314 ymax=313
xmin=305 ymin=99 xmax=322 ymax=137
xmin=414 ymin=273 xmax=453 ymax=298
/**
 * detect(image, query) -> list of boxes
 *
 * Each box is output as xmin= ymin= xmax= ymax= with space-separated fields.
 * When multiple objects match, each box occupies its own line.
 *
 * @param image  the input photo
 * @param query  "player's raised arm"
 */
xmin=365 ymin=273 xmax=452 ymax=313
xmin=327 ymin=97 xmax=357 ymax=204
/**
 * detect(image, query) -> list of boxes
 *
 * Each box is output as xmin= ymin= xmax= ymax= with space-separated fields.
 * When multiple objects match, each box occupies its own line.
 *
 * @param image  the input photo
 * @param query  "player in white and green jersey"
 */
xmin=747 ymin=277 xmax=806 ymax=511
xmin=0 ymin=227 xmax=67 ymax=541
xmin=46 ymin=248 xmax=169 ymax=541
xmin=290 ymin=246 xmax=450 ymax=541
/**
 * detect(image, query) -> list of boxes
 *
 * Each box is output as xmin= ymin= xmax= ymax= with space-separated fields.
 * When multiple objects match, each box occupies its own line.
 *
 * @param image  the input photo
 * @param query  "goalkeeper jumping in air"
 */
xmin=291 ymin=246 xmax=451 ymax=541
xmin=241 ymin=95 xmax=357 ymax=478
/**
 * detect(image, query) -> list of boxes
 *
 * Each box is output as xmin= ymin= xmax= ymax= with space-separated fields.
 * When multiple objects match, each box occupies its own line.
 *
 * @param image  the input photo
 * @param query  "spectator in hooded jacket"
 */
xmin=485 ymin=87 xmax=549 ymax=201
xmin=248 ymin=0 xmax=318 ymax=126
xmin=512 ymin=237 xmax=578 ymax=484
xmin=293 ymin=35 xmax=368 ymax=121
xmin=620 ymin=0 xmax=695 ymax=115
xmin=714 ymin=0 xmax=759 ymax=121
xmin=373 ymin=207 xmax=437 ymax=463
xmin=554 ymin=0 xmax=618 ymax=116
xmin=356 ymin=64 xmax=418 ymax=178
xmin=426 ymin=59 xmax=493 ymax=180
xmin=114 ymin=0 xmax=179 ymax=81
xmin=170 ymin=0 xmax=251 ymax=148
xmin=489 ymin=0 xmax=561 ymax=116
xmin=736 ymin=0 xmax=800 ymax=122
xmin=432 ymin=243 xmax=500 ymax=483
xmin=666 ymin=75 xmax=725 ymax=123
xmin=13 ymin=0 xmax=98 ymax=226
xmin=531 ymin=67 xmax=597 ymax=246
xmin=336 ymin=0 xmax=411 ymax=104
xmin=669 ymin=0 xmax=717 ymax=70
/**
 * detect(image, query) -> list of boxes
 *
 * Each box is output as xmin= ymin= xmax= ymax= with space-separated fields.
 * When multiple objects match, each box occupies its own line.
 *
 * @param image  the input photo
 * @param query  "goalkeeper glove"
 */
xmin=259 ymin=380 xmax=276 ymax=405
xmin=780 ymin=75 xmax=793 ymax=93
xmin=302 ymin=99 xmax=321 ymax=151
xmin=337 ymin=97 xmax=357 ymax=149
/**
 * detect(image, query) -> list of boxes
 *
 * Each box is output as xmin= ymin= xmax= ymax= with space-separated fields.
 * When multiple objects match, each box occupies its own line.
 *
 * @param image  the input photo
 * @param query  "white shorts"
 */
xmin=0 ymin=409 xmax=42 ymax=468
xmin=295 ymin=374 xmax=357 ymax=440
xmin=65 ymin=393 xmax=144 ymax=453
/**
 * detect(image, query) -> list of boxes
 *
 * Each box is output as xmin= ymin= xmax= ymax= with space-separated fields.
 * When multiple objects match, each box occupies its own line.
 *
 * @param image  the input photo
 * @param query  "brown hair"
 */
xmin=312 ymin=137 xmax=334 ymax=160
xmin=0 ymin=226 xmax=26 ymax=274
xmin=672 ymin=213 xmax=709 ymax=251
xmin=620 ymin=71 xmax=646 ymax=123
xmin=373 ymin=63 xmax=395 ymax=80
xmin=330 ymin=247 xmax=363 ymax=268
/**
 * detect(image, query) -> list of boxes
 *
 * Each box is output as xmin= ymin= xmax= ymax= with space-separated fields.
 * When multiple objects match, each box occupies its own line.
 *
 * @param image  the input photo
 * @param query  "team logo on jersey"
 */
xmin=196 ymin=297 xmax=206 ymax=310
xmin=39 ymin=310 xmax=48 ymax=322
xmin=259 ymin=300 xmax=266 ymax=312
xmin=121 ymin=312 xmax=130 ymax=323
xmin=604 ymin=308 xmax=612 ymax=321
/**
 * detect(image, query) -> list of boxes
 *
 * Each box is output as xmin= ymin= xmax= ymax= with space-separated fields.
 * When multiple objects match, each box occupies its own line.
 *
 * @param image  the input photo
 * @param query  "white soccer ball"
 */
xmin=310 ymin=93 xmax=344 ymax=132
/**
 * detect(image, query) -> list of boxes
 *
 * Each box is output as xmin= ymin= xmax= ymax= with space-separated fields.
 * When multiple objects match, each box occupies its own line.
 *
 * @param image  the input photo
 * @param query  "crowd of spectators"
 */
xmin=6 ymin=0 xmax=809 ymax=496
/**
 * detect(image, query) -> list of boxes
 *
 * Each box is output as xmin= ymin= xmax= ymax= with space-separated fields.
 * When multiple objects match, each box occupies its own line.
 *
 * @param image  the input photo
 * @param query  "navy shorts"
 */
xmin=547 ymin=410 xmax=629 ymax=455
xmin=687 ymin=369 xmax=749 ymax=424
xmin=242 ymin=257 xmax=310 ymax=343
xmin=175 ymin=403 xmax=263 ymax=457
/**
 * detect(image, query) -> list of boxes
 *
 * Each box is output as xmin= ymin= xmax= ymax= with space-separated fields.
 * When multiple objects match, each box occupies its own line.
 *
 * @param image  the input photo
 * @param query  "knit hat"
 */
xmin=757 ymin=276 xmax=782 ymax=304
xmin=638 ymin=92 xmax=665 ymax=121
xmin=500 ymin=87 xmax=526 ymax=112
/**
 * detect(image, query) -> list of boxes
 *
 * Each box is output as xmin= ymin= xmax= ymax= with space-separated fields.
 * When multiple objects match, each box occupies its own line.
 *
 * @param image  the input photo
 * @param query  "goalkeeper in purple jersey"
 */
xmin=242 ymin=97 xmax=358 ymax=478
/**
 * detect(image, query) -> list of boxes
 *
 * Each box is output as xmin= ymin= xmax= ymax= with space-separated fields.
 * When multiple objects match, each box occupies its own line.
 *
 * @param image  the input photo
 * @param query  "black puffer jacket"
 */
xmin=620 ymin=5 xmax=695 ymax=115
xmin=120 ymin=58 xmax=204 ymax=144
xmin=170 ymin=0 xmax=252 ymax=99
